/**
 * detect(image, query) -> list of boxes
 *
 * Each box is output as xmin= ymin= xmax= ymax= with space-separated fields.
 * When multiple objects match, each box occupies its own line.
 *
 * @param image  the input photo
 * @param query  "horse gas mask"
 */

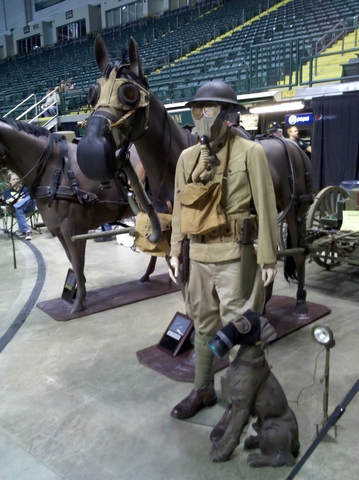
xmin=88 ymin=66 xmax=150 ymax=146
xmin=77 ymin=65 xmax=150 ymax=187
xmin=191 ymin=102 xmax=229 ymax=142
xmin=88 ymin=67 xmax=149 ymax=113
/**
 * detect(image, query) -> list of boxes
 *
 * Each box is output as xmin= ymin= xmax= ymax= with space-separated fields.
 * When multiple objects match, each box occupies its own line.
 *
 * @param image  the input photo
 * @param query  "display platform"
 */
xmin=265 ymin=295 xmax=331 ymax=341
xmin=136 ymin=346 xmax=230 ymax=382
xmin=37 ymin=273 xmax=181 ymax=321
xmin=136 ymin=296 xmax=331 ymax=382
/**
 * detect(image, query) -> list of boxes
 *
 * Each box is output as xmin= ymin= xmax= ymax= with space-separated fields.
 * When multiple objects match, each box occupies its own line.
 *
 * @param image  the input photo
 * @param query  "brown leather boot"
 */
xmin=210 ymin=403 xmax=232 ymax=442
xmin=171 ymin=385 xmax=217 ymax=419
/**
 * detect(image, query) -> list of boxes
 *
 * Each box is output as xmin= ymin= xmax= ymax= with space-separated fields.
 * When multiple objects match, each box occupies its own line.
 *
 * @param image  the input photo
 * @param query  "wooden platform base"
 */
xmin=265 ymin=295 xmax=331 ymax=341
xmin=136 ymin=346 xmax=230 ymax=383
xmin=136 ymin=296 xmax=331 ymax=382
xmin=37 ymin=273 xmax=180 ymax=321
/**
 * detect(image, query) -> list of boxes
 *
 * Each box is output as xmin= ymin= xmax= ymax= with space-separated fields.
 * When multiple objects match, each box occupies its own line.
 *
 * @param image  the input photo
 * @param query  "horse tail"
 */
xmin=284 ymin=228 xmax=298 ymax=281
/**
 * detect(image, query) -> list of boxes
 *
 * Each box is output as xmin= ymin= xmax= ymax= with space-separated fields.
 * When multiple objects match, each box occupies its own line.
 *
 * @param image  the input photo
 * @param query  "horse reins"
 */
xmin=1 ymin=134 xmax=54 ymax=199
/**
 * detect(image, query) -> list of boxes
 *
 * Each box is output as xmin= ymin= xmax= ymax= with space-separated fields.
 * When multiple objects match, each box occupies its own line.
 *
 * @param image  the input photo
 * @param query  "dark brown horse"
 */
xmin=78 ymin=35 xmax=313 ymax=313
xmin=0 ymin=118 xmax=161 ymax=313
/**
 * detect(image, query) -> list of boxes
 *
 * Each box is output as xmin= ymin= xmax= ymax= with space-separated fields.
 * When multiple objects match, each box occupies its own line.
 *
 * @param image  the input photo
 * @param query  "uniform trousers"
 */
xmin=184 ymin=257 xmax=265 ymax=390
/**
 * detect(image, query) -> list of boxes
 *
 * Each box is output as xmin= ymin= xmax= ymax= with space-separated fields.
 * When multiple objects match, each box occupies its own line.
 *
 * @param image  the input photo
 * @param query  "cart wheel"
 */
xmin=306 ymin=186 xmax=349 ymax=269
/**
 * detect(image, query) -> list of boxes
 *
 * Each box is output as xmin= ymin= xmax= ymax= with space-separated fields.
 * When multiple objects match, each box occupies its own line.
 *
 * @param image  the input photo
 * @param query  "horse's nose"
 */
xmin=77 ymin=115 xmax=117 ymax=185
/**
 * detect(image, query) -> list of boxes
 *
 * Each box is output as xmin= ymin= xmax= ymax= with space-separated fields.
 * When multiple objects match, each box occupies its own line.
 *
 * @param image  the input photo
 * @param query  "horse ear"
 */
xmin=129 ymin=37 xmax=144 ymax=81
xmin=94 ymin=35 xmax=110 ymax=74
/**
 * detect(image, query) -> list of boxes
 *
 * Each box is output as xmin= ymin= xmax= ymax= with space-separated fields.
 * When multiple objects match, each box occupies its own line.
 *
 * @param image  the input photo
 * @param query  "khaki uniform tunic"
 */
xmin=170 ymin=133 xmax=278 ymax=265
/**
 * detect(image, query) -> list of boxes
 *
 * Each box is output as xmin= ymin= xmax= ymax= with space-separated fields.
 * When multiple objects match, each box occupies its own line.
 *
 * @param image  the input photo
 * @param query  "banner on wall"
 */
xmin=285 ymin=113 xmax=313 ymax=126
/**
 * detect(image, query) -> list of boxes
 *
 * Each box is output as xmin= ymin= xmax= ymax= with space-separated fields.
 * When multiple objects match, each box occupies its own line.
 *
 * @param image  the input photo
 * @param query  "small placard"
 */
xmin=157 ymin=312 xmax=194 ymax=357
xmin=341 ymin=211 xmax=359 ymax=231
xmin=61 ymin=268 xmax=77 ymax=303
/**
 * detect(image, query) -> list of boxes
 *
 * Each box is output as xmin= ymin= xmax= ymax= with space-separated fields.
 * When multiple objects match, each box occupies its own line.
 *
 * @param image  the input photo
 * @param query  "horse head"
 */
xmin=77 ymin=35 xmax=161 ymax=242
xmin=77 ymin=35 xmax=150 ymax=186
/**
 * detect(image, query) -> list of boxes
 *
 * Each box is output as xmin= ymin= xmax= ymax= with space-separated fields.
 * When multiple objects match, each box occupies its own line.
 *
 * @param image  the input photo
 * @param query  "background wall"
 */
xmin=0 ymin=0 xmax=102 ymax=34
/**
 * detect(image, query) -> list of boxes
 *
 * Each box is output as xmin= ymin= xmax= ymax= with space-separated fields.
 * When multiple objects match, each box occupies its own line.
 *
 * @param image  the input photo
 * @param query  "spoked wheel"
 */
xmin=306 ymin=186 xmax=349 ymax=269
xmin=278 ymin=218 xmax=288 ymax=251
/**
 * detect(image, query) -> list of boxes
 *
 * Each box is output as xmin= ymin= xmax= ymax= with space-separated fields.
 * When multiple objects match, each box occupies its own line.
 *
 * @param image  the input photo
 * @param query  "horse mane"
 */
xmin=104 ymin=61 xmax=123 ymax=79
xmin=0 ymin=117 xmax=65 ymax=143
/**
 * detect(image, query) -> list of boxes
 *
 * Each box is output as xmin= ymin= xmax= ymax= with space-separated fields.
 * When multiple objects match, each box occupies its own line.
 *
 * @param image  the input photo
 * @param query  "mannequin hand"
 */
xmin=192 ymin=145 xmax=210 ymax=183
xmin=261 ymin=263 xmax=277 ymax=287
xmin=169 ymin=256 xmax=180 ymax=284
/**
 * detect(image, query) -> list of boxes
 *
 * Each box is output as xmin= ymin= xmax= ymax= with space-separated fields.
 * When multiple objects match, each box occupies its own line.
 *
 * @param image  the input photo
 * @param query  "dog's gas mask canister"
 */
xmin=208 ymin=309 xmax=277 ymax=358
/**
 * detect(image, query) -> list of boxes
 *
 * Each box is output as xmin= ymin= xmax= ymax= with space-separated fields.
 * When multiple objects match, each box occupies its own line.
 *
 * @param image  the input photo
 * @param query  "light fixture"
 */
xmin=249 ymin=101 xmax=304 ymax=114
xmin=311 ymin=323 xmax=337 ymax=436
xmin=312 ymin=324 xmax=335 ymax=349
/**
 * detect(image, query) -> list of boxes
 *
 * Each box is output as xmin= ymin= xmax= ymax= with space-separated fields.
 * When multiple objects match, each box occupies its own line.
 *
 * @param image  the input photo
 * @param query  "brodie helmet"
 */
xmin=186 ymin=81 xmax=239 ymax=108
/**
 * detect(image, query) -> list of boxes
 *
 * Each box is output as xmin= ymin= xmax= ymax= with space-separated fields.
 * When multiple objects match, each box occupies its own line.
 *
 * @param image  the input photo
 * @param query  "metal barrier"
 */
xmin=248 ymin=23 xmax=359 ymax=91
xmin=3 ymin=89 xmax=61 ymax=131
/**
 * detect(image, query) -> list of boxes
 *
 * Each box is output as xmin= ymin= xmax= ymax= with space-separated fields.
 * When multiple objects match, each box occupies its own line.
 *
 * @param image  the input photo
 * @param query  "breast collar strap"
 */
xmin=48 ymin=140 xmax=84 ymax=207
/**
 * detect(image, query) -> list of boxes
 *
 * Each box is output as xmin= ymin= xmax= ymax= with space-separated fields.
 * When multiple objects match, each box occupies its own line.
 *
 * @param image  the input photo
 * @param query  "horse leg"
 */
xmin=58 ymin=231 xmax=87 ymax=313
xmin=139 ymin=255 xmax=157 ymax=282
xmin=285 ymin=207 xmax=308 ymax=315
xmin=293 ymin=204 xmax=310 ymax=315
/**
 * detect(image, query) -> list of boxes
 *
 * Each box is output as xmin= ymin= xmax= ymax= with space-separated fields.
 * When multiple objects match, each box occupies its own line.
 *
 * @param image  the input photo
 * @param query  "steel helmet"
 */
xmin=186 ymin=81 xmax=239 ymax=108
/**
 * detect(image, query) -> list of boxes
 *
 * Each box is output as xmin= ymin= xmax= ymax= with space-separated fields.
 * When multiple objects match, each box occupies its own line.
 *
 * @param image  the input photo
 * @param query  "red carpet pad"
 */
xmin=136 ymin=296 xmax=331 ymax=382
xmin=37 ymin=273 xmax=180 ymax=321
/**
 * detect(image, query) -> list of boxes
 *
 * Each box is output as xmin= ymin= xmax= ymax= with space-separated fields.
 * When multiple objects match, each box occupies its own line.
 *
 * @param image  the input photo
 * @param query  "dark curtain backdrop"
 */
xmin=312 ymin=93 xmax=359 ymax=190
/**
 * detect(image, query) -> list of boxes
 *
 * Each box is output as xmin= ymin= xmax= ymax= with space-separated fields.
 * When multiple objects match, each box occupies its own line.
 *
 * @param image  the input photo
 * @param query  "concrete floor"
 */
xmin=1 ymin=225 xmax=359 ymax=480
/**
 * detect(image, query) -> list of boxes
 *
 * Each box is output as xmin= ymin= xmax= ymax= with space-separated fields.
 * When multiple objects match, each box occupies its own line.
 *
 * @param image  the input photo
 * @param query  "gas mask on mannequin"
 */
xmin=191 ymin=102 xmax=229 ymax=142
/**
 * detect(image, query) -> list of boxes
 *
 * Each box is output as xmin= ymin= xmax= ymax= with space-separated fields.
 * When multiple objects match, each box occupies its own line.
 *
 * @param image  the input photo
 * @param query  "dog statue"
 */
xmin=208 ymin=310 xmax=300 ymax=466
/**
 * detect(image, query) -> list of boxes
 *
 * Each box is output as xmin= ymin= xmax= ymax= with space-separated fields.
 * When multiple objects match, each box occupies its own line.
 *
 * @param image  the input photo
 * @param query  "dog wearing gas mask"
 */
xmin=208 ymin=310 xmax=300 ymax=467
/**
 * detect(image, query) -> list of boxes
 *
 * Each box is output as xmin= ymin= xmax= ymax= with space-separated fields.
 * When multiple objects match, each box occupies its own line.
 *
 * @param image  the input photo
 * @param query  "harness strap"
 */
xmin=48 ymin=142 xmax=66 ymax=207
xmin=48 ymin=141 xmax=85 ymax=207
xmin=64 ymin=154 xmax=84 ymax=205
xmin=34 ymin=185 xmax=99 ymax=203
xmin=109 ymin=109 xmax=136 ymax=129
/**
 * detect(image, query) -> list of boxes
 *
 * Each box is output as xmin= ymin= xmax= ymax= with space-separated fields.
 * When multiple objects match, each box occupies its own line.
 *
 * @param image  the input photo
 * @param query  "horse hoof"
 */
xmin=71 ymin=303 xmax=84 ymax=314
xmin=293 ymin=303 xmax=308 ymax=316
xmin=139 ymin=276 xmax=150 ymax=283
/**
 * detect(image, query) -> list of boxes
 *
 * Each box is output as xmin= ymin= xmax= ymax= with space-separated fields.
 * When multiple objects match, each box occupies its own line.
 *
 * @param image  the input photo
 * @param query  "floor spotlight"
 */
xmin=311 ymin=324 xmax=337 ymax=436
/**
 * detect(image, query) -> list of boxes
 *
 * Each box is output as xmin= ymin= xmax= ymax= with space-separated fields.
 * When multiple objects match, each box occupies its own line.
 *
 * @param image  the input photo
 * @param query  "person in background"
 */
xmin=287 ymin=126 xmax=312 ymax=154
xmin=65 ymin=78 xmax=75 ymax=90
xmin=2 ymin=173 xmax=36 ymax=240
xmin=41 ymin=87 xmax=60 ymax=117
xmin=59 ymin=80 xmax=67 ymax=93
xmin=266 ymin=121 xmax=284 ymax=138
xmin=94 ymin=223 xmax=114 ymax=242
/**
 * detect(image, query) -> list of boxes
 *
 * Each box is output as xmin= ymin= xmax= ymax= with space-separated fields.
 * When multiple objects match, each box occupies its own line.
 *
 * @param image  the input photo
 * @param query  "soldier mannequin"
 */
xmin=168 ymin=81 xmax=278 ymax=420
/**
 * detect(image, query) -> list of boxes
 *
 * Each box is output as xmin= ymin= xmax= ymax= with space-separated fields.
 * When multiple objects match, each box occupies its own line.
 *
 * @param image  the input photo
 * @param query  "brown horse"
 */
xmin=0 ymin=117 xmax=161 ymax=314
xmin=78 ymin=35 xmax=313 ymax=313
